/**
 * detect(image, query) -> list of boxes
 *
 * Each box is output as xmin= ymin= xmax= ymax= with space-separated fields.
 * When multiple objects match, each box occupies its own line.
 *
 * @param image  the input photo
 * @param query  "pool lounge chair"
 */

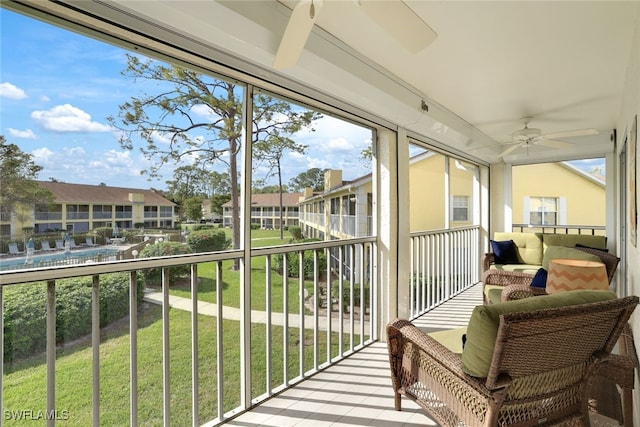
xmin=55 ymin=240 xmax=65 ymax=250
xmin=41 ymin=241 xmax=56 ymax=251
xmin=85 ymin=237 xmax=98 ymax=247
xmin=8 ymin=243 xmax=23 ymax=255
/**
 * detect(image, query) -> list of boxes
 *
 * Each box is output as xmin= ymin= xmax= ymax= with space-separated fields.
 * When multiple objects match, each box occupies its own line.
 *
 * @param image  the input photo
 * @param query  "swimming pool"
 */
xmin=0 ymin=247 xmax=122 ymax=271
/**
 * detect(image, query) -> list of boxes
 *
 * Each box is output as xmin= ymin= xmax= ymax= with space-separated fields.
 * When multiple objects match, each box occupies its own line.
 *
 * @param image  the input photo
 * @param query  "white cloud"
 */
xmin=0 ymin=82 xmax=27 ymax=100
xmin=31 ymin=147 xmax=55 ymax=164
xmin=150 ymin=130 xmax=172 ymax=145
xmin=31 ymin=104 xmax=112 ymax=132
xmin=7 ymin=128 xmax=37 ymax=139
xmin=190 ymin=104 xmax=216 ymax=118
xmin=40 ymin=95 xmax=50 ymax=102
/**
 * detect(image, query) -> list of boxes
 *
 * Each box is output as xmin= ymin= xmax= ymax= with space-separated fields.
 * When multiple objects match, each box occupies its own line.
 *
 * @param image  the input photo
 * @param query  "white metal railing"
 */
xmin=0 ymin=237 xmax=376 ymax=426
xmin=511 ymin=224 xmax=606 ymax=235
xmin=408 ymin=226 xmax=480 ymax=320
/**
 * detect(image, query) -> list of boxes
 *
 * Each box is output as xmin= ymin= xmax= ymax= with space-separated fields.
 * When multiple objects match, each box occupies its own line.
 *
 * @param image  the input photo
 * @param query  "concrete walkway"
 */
xmin=143 ymin=288 xmax=371 ymax=332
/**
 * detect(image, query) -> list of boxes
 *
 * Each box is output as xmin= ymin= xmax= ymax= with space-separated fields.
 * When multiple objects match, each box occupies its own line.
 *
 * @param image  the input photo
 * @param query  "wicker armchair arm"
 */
xmin=481 ymin=269 xmax=535 ymax=287
xmin=501 ymin=284 xmax=547 ymax=302
xmin=387 ymin=319 xmax=470 ymax=378
xmin=599 ymin=324 xmax=638 ymax=390
xmin=482 ymin=253 xmax=495 ymax=272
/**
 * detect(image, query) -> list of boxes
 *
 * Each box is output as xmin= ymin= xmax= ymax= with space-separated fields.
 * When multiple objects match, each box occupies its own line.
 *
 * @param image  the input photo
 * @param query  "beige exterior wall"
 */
xmin=409 ymin=154 xmax=475 ymax=232
xmin=512 ymin=163 xmax=605 ymax=227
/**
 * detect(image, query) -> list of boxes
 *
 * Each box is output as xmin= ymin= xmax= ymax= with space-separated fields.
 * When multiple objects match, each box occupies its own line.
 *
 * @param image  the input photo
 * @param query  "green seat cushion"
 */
xmin=489 ymin=264 xmax=540 ymax=274
xmin=542 ymin=245 xmax=601 ymax=270
xmin=486 ymin=288 xmax=503 ymax=305
xmin=428 ymin=327 xmax=467 ymax=354
xmin=461 ymin=290 xmax=617 ymax=377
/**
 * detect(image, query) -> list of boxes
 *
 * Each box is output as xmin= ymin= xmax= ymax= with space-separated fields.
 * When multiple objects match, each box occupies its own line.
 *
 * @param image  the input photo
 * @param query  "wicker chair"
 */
xmin=387 ymin=295 xmax=638 ymax=427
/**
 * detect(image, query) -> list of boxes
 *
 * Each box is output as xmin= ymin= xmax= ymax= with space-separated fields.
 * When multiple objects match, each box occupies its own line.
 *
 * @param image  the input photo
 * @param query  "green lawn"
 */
xmin=4 ymin=304 xmax=360 ymax=426
xmin=4 ymin=229 xmax=366 ymax=425
xmin=165 ymin=228 xmax=322 ymax=313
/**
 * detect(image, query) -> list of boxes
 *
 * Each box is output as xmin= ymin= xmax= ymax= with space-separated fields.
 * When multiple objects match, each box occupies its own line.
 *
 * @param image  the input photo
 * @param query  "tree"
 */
xmin=209 ymin=194 xmax=231 ymax=216
xmin=288 ymin=168 xmax=329 ymax=192
xmin=108 ymin=55 xmax=321 ymax=255
xmin=253 ymin=183 xmax=288 ymax=194
xmin=184 ymin=196 xmax=204 ymax=222
xmin=252 ymin=92 xmax=321 ymax=239
xmin=207 ymin=171 xmax=231 ymax=196
xmin=0 ymin=136 xmax=55 ymax=224
xmin=108 ymin=55 xmax=244 ymax=255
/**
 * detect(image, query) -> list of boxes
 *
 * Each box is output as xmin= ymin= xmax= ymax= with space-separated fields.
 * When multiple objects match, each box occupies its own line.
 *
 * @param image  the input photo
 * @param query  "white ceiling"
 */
xmin=22 ymin=0 xmax=640 ymax=164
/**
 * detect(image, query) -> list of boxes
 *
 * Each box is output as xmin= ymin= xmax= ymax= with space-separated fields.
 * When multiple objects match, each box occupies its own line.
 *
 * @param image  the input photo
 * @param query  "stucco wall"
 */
xmin=512 ymin=163 xmax=605 ymax=227
xmin=409 ymin=153 xmax=475 ymax=232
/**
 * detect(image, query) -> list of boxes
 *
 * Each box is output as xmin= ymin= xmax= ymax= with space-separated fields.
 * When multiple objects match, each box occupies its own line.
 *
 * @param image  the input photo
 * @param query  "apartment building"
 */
xmin=1 ymin=181 xmax=175 ymax=238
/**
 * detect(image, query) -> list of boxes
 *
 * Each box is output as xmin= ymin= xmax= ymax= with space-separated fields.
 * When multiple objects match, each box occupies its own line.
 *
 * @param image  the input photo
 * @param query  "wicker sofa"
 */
xmin=482 ymin=232 xmax=617 ymax=304
xmin=387 ymin=292 xmax=638 ymax=427
xmin=482 ymin=231 xmax=608 ymax=273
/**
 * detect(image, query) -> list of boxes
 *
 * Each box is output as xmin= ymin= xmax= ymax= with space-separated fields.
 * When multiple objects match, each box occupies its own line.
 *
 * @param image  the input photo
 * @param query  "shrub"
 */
xmin=288 ymin=226 xmax=303 ymax=240
xmin=3 ymin=273 xmax=143 ymax=363
xmin=186 ymin=229 xmax=229 ymax=253
xmin=139 ymin=241 xmax=193 ymax=285
xmin=275 ymin=239 xmax=327 ymax=279
xmin=250 ymin=223 xmax=260 ymax=230
xmin=192 ymin=224 xmax=216 ymax=231
xmin=332 ymin=282 xmax=370 ymax=313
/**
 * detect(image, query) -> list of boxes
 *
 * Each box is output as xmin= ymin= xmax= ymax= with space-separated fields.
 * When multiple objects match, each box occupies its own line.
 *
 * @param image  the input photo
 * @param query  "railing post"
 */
xmin=46 ymin=280 xmax=55 ymax=427
xmin=92 ymin=275 xmax=100 ymax=426
xmin=190 ymin=264 xmax=199 ymax=427
xmin=162 ymin=267 xmax=170 ymax=427
xmin=129 ymin=271 xmax=138 ymax=427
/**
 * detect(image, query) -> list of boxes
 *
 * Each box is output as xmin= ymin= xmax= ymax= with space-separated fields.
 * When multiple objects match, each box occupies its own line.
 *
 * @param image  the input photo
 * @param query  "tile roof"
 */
xmin=37 ymin=181 xmax=175 ymax=205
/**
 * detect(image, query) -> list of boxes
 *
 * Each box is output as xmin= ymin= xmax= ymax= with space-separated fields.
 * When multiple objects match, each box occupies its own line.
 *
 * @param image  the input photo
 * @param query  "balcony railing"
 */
xmin=35 ymin=212 xmax=63 ymax=221
xmin=511 ymin=224 xmax=606 ymax=235
xmin=1 ymin=237 xmax=377 ymax=426
xmin=66 ymin=212 xmax=90 ymax=220
xmin=409 ymin=226 xmax=480 ymax=320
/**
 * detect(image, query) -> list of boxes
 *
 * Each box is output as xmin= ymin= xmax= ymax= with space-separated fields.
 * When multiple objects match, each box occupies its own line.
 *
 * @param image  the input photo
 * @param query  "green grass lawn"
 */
xmin=4 ymin=303 xmax=360 ymax=426
xmin=165 ymin=228 xmax=322 ymax=313
xmin=4 ymin=229 xmax=367 ymax=425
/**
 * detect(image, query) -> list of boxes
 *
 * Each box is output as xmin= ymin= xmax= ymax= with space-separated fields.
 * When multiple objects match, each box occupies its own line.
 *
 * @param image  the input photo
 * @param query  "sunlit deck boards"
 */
xmin=224 ymin=284 xmax=483 ymax=426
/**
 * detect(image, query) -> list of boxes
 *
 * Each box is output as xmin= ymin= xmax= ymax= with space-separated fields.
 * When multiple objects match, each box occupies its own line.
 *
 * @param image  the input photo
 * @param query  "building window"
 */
xmin=529 ymin=197 xmax=557 ymax=225
xmin=451 ymin=195 xmax=469 ymax=221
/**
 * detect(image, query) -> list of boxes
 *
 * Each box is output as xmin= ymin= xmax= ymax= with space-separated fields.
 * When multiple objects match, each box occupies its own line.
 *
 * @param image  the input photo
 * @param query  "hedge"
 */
xmin=139 ymin=241 xmax=193 ymax=285
xmin=275 ymin=239 xmax=327 ymax=279
xmin=186 ymin=229 xmax=229 ymax=253
xmin=3 ymin=273 xmax=144 ymax=363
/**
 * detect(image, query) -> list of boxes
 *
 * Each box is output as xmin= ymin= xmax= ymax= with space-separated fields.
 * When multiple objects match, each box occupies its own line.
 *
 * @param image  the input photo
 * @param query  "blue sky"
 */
xmin=0 ymin=9 xmax=373 ymax=191
xmin=0 ymin=8 xmax=603 ymax=191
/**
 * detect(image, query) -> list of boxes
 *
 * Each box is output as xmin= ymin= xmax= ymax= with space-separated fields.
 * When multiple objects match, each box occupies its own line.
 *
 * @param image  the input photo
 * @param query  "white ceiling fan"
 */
xmin=273 ymin=0 xmax=438 ymax=69
xmin=499 ymin=118 xmax=599 ymax=158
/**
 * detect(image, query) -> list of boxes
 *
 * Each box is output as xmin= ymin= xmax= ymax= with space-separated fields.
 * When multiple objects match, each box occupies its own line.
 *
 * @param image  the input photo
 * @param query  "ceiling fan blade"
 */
xmin=541 ymin=128 xmax=599 ymax=140
xmin=499 ymin=143 xmax=522 ymax=158
xmin=536 ymin=139 xmax=575 ymax=149
xmin=273 ymin=0 xmax=322 ymax=69
xmin=358 ymin=0 xmax=437 ymax=53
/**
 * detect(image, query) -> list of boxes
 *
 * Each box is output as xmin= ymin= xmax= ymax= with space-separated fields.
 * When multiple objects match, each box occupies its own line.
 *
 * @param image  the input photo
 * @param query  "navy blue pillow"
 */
xmin=490 ymin=239 xmax=519 ymax=264
xmin=530 ymin=268 xmax=548 ymax=288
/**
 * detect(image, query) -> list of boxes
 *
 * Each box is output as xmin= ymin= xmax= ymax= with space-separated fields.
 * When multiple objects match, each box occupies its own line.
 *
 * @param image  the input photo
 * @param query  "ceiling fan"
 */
xmin=273 ymin=0 xmax=437 ymax=69
xmin=499 ymin=119 xmax=599 ymax=158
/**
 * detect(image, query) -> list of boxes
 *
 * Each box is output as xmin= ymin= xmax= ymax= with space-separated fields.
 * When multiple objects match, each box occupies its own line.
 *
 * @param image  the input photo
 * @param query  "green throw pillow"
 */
xmin=542 ymin=245 xmax=600 ymax=270
xmin=461 ymin=290 xmax=616 ymax=377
